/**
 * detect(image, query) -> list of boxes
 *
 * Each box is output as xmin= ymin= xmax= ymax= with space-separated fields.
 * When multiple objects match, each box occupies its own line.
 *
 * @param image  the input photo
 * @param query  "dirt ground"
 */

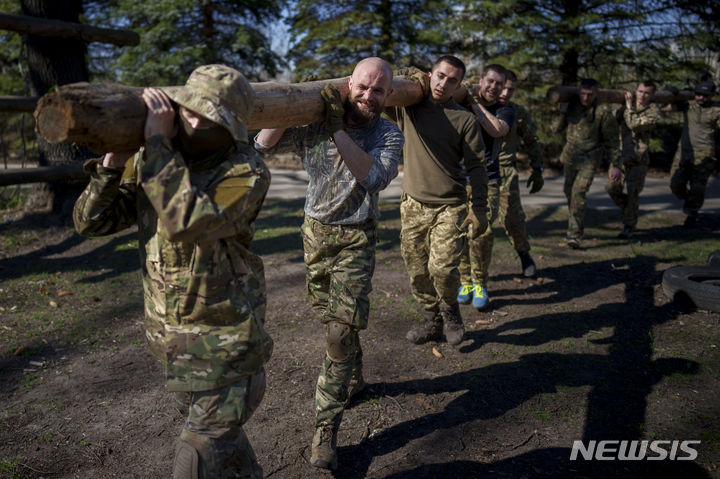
xmin=1 ymin=193 xmax=719 ymax=479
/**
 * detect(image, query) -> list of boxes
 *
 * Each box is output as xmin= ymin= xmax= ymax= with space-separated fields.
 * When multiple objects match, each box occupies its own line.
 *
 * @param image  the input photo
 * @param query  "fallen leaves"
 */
xmin=431 ymin=347 xmax=443 ymax=358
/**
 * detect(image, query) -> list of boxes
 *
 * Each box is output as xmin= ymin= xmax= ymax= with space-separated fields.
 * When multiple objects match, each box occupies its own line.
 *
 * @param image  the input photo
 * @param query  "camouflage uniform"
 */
xmin=73 ymin=65 xmax=271 ymax=479
xmin=604 ymin=103 xmax=660 ymax=228
xmin=669 ymin=101 xmax=720 ymax=217
xmin=255 ymin=119 xmax=403 ymax=431
xmin=459 ymin=102 xmax=543 ymax=284
xmin=558 ymin=100 xmax=620 ymax=239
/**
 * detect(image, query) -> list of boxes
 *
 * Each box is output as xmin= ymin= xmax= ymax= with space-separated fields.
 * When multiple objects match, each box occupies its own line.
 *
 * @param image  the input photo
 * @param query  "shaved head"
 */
xmin=346 ymin=57 xmax=394 ymax=126
xmin=352 ymin=57 xmax=393 ymax=90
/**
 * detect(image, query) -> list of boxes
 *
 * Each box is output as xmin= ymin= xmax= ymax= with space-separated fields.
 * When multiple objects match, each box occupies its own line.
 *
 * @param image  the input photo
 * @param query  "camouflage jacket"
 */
xmin=557 ymin=100 xmax=620 ymax=167
xmin=255 ymin=117 xmax=403 ymax=225
xmin=498 ymin=102 xmax=544 ymax=170
xmin=672 ymin=101 xmax=720 ymax=161
xmin=619 ymin=103 xmax=661 ymax=165
xmin=73 ymin=135 xmax=273 ymax=392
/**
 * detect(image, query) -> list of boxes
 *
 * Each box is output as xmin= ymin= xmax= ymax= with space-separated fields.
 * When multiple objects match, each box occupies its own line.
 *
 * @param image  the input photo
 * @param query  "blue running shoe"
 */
xmin=457 ymin=284 xmax=473 ymax=304
xmin=472 ymin=284 xmax=489 ymax=310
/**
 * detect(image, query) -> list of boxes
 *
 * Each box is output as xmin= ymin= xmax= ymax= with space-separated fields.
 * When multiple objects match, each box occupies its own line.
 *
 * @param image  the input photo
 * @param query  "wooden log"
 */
xmin=0 ymin=12 xmax=139 ymax=46
xmin=0 ymin=95 xmax=39 ymax=113
xmin=34 ymin=77 xmax=471 ymax=153
xmin=546 ymin=85 xmax=696 ymax=104
xmin=0 ymin=163 xmax=88 ymax=187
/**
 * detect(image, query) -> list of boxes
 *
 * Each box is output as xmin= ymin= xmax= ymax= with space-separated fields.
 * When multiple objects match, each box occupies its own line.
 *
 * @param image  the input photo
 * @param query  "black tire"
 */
xmin=662 ymin=266 xmax=720 ymax=312
xmin=708 ymin=250 xmax=720 ymax=267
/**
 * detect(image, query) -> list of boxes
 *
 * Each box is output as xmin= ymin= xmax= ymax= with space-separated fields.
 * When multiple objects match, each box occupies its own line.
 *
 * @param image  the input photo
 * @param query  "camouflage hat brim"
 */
xmin=161 ymin=85 xmax=249 ymax=143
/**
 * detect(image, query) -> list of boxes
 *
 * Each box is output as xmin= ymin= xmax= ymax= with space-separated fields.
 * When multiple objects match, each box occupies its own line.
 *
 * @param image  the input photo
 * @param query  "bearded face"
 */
xmin=345 ymin=91 xmax=382 ymax=125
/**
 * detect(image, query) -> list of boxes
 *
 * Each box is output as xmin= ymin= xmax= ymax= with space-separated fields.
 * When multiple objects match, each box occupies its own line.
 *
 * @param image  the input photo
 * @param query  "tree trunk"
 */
xmin=21 ymin=0 xmax=93 ymax=217
xmin=35 ymin=76 xmax=458 ymax=154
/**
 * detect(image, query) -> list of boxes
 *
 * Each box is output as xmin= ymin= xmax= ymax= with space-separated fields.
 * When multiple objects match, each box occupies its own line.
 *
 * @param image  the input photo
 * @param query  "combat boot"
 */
xmin=406 ymin=310 xmax=442 ymax=344
xmin=441 ymin=303 xmax=465 ymax=346
xmin=519 ymin=251 xmax=536 ymax=277
xmin=311 ymin=425 xmax=338 ymax=470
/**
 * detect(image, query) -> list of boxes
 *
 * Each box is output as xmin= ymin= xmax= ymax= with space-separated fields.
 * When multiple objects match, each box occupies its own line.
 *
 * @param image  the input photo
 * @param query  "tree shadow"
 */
xmin=332 ymin=254 xmax=710 ymax=478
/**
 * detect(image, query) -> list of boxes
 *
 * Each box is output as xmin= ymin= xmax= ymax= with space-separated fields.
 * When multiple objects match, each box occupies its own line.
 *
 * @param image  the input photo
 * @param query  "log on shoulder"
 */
xmin=546 ymin=85 xmax=695 ymax=104
xmin=35 ymin=77 xmax=468 ymax=153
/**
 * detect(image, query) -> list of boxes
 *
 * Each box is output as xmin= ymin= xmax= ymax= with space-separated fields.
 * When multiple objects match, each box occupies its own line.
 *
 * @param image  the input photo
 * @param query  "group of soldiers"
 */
xmin=71 ymin=56 xmax=718 ymax=478
xmin=559 ymin=77 xmax=720 ymax=247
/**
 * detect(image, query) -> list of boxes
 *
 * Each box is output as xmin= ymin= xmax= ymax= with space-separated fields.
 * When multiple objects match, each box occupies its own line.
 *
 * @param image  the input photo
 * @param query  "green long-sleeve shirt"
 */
xmin=386 ymin=98 xmax=488 ymax=215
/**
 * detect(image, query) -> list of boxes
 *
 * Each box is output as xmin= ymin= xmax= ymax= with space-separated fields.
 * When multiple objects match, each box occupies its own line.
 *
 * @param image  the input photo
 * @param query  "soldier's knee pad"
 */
xmin=173 ymin=439 xmax=200 ymax=479
xmin=325 ymin=321 xmax=357 ymax=362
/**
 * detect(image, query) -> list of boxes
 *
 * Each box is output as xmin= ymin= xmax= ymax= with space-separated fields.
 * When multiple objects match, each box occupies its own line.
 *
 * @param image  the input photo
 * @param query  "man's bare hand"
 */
xmin=609 ymin=166 xmax=622 ymax=183
xmin=102 ymin=151 xmax=134 ymax=168
xmin=624 ymin=90 xmax=634 ymax=110
xmin=142 ymin=88 xmax=176 ymax=139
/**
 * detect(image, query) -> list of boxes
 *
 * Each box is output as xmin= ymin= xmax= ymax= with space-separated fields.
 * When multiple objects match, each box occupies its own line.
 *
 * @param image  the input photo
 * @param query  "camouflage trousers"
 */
xmin=301 ymin=216 xmax=375 ymax=429
xmin=563 ymin=155 xmax=598 ymax=238
xmin=174 ymin=369 xmax=266 ymax=478
xmin=460 ymin=166 xmax=531 ymax=285
xmin=400 ymin=192 xmax=466 ymax=312
xmin=605 ymin=160 xmax=648 ymax=228
xmin=670 ymin=154 xmax=716 ymax=216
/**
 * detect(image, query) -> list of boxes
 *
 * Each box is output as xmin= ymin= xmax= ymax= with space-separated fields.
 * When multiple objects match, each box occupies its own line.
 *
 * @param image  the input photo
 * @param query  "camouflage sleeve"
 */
xmin=624 ymin=104 xmax=660 ymax=133
xmin=357 ymin=122 xmax=403 ymax=194
xmin=463 ymin=120 xmax=488 ymax=216
xmin=139 ymin=135 xmax=266 ymax=243
xmin=73 ymin=157 xmax=139 ymax=237
xmin=517 ymin=108 xmax=544 ymax=170
xmin=601 ymin=108 xmax=621 ymax=167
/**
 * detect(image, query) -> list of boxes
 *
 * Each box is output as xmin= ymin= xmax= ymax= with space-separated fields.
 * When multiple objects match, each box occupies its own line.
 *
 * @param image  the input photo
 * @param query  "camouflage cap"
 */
xmin=694 ymin=81 xmax=716 ymax=96
xmin=161 ymin=64 xmax=254 ymax=142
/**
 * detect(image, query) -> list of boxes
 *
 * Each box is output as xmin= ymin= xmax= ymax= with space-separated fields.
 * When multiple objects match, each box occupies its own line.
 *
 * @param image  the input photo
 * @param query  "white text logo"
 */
xmin=569 ymin=440 xmax=700 ymax=461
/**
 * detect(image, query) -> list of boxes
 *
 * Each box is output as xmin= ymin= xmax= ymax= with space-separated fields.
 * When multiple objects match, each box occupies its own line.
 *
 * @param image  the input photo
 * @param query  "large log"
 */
xmin=0 ymin=163 xmax=87 ymax=187
xmin=546 ymin=85 xmax=696 ymax=104
xmin=0 ymin=12 xmax=139 ymax=46
xmin=0 ymin=95 xmax=39 ymax=112
xmin=34 ymin=77 xmax=470 ymax=153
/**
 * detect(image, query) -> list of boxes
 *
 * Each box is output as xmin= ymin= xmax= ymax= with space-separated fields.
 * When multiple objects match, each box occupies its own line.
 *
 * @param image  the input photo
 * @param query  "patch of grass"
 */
xmin=38 ymin=430 xmax=55 ymax=442
xmin=21 ymin=374 xmax=42 ymax=390
xmin=533 ymin=408 xmax=553 ymax=422
xmin=0 ymin=458 xmax=22 ymax=479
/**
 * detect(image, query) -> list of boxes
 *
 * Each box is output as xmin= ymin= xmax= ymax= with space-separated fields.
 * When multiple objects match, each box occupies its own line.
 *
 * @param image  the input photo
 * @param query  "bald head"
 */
xmin=346 ymin=57 xmax=394 ymax=126
xmin=352 ymin=57 xmax=393 ymax=90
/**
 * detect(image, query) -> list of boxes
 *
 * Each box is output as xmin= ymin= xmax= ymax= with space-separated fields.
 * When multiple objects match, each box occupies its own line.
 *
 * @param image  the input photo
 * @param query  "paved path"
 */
xmin=268 ymin=169 xmax=720 ymax=213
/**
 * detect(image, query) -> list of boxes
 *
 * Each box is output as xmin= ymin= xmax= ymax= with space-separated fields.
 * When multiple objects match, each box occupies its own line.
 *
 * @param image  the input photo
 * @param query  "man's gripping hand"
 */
xmin=526 ymin=168 xmax=544 ymax=194
xmin=461 ymin=81 xmax=482 ymax=107
xmin=461 ymin=207 xmax=488 ymax=239
xmin=320 ymin=83 xmax=345 ymax=135
xmin=394 ymin=66 xmax=429 ymax=98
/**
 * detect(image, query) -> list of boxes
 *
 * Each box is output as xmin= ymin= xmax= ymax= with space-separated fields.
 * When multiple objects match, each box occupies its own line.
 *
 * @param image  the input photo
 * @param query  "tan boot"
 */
xmin=310 ymin=425 xmax=338 ymax=470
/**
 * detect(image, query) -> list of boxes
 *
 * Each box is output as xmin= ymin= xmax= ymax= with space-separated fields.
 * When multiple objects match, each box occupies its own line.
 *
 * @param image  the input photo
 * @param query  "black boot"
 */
xmin=519 ymin=251 xmax=536 ymax=277
xmin=406 ymin=310 xmax=442 ymax=344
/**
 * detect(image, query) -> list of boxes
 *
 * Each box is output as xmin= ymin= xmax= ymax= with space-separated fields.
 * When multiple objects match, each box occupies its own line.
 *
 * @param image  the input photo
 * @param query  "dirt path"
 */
xmin=0 ymin=202 xmax=718 ymax=478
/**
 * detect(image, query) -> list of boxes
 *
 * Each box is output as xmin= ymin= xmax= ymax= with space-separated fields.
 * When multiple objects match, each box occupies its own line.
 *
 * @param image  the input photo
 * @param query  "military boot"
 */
xmin=406 ymin=310 xmax=442 ymax=344
xmin=441 ymin=303 xmax=465 ymax=346
xmin=310 ymin=425 xmax=338 ymax=470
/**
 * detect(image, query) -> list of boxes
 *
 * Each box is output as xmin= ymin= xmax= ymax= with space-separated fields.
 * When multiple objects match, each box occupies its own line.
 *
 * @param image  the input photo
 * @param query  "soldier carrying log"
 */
xmin=73 ymin=64 xmax=273 ymax=479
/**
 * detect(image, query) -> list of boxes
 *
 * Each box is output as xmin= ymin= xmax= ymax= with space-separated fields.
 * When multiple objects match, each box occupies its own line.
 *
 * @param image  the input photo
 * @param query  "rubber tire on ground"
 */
xmin=708 ymin=250 xmax=720 ymax=267
xmin=662 ymin=265 xmax=720 ymax=313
